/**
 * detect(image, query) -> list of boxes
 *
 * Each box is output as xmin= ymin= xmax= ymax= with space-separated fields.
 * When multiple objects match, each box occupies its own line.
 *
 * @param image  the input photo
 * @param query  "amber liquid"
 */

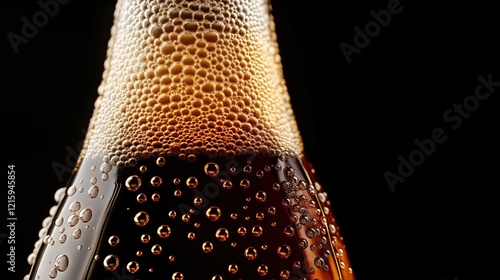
xmin=28 ymin=153 xmax=353 ymax=280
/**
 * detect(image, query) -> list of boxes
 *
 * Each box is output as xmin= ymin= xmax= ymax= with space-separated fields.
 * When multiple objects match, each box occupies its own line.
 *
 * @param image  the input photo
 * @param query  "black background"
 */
xmin=2 ymin=1 xmax=499 ymax=280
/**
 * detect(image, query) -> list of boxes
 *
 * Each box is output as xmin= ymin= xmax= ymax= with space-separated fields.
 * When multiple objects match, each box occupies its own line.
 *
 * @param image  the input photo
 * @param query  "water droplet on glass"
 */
xmin=277 ymin=244 xmax=291 ymax=259
xmin=127 ymin=261 xmax=140 ymax=273
xmin=134 ymin=211 xmax=150 ymax=226
xmin=103 ymin=254 xmax=119 ymax=271
xmin=79 ymin=208 xmax=92 ymax=223
xmin=108 ymin=235 xmax=120 ymax=246
xmin=257 ymin=264 xmax=268 ymax=276
xmin=157 ymin=224 xmax=171 ymax=238
xmin=244 ymin=247 xmax=257 ymax=260
xmin=202 ymin=241 xmax=213 ymax=253
xmin=206 ymin=206 xmax=221 ymax=221
xmin=88 ymin=185 xmax=99 ymax=198
xmin=54 ymin=254 xmax=69 ymax=271
xmin=204 ymin=162 xmax=220 ymax=177
xmin=126 ymin=175 xmax=142 ymax=191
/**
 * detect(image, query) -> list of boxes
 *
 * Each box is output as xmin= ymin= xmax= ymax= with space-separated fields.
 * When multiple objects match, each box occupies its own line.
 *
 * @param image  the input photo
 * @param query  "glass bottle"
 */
xmin=25 ymin=0 xmax=355 ymax=279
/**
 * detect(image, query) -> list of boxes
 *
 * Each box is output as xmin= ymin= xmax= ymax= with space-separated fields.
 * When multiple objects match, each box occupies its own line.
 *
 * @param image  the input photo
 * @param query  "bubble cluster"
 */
xmin=86 ymin=0 xmax=302 ymax=166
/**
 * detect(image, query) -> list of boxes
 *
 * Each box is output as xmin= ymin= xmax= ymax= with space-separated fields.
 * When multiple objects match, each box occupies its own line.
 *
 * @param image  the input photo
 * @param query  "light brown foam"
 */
xmin=84 ymin=0 xmax=303 ymax=166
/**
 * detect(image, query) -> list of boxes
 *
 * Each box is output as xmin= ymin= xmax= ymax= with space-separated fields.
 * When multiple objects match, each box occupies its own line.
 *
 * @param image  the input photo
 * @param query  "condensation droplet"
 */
xmin=108 ymin=235 xmax=120 ymax=246
xmin=137 ymin=193 xmax=147 ymax=203
xmin=67 ymin=215 xmax=79 ymax=227
xmin=202 ymin=241 xmax=213 ymax=253
xmin=157 ymin=224 xmax=171 ymax=238
xmin=80 ymin=208 xmax=92 ymax=223
xmin=215 ymin=228 xmax=229 ymax=242
xmin=284 ymin=225 xmax=296 ymax=237
xmin=244 ymin=247 xmax=257 ymax=260
xmin=228 ymin=263 xmax=238 ymax=274
xmin=103 ymin=254 xmax=119 ymax=271
xmin=134 ymin=211 xmax=150 ymax=226
xmin=151 ymin=176 xmax=163 ymax=187
xmin=255 ymin=191 xmax=267 ymax=202
xmin=252 ymin=225 xmax=263 ymax=237
xmin=151 ymin=244 xmax=162 ymax=255
xmin=141 ymin=233 xmax=151 ymax=244
xmin=240 ymin=179 xmax=250 ymax=189
xmin=206 ymin=206 xmax=221 ymax=221
xmin=126 ymin=175 xmax=142 ymax=191
xmin=127 ymin=261 xmax=140 ymax=273
xmin=54 ymin=254 xmax=69 ymax=271
xmin=172 ymin=272 xmax=184 ymax=280
xmin=49 ymin=268 xmax=57 ymax=278
xmin=67 ymin=185 xmax=77 ymax=196
xmin=277 ymin=244 xmax=291 ymax=259
xmin=186 ymin=177 xmax=198 ymax=188
xmin=257 ymin=264 xmax=268 ymax=276
xmin=88 ymin=185 xmax=99 ymax=198
xmin=69 ymin=201 xmax=81 ymax=213
xmin=204 ymin=162 xmax=220 ymax=177
xmin=73 ymin=229 xmax=81 ymax=239
xmin=280 ymin=269 xmax=291 ymax=279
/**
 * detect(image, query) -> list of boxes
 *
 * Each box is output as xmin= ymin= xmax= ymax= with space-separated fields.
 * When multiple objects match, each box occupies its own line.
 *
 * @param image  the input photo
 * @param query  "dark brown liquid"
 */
xmin=27 ymin=153 xmax=354 ymax=280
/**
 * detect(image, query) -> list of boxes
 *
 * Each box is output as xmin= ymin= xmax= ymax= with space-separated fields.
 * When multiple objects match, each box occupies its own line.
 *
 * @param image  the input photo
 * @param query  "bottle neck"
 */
xmin=84 ymin=0 xmax=303 ymax=165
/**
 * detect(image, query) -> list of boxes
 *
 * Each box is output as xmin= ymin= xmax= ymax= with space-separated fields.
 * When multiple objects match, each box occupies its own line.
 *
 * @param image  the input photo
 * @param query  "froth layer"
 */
xmin=85 ymin=0 xmax=303 ymax=166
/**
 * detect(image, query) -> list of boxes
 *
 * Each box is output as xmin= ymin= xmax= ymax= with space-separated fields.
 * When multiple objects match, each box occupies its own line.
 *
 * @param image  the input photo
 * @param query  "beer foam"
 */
xmin=86 ymin=0 xmax=303 ymax=165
